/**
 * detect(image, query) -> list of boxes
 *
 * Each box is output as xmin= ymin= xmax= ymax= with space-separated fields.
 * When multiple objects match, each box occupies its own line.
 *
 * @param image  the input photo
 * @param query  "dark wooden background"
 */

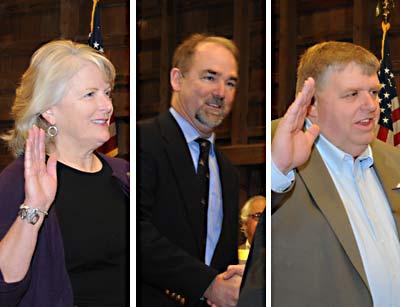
xmin=273 ymin=0 xmax=400 ymax=119
xmin=0 ymin=0 xmax=130 ymax=171
xmin=137 ymin=0 xmax=266 ymax=206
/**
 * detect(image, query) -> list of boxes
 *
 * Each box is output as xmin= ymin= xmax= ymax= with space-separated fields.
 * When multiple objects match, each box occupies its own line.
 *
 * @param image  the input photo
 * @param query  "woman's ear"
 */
xmin=41 ymin=108 xmax=56 ymax=125
xmin=170 ymin=68 xmax=183 ymax=91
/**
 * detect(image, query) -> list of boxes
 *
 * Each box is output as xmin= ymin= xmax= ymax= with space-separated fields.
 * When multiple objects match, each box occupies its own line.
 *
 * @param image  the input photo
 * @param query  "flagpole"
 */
xmin=90 ymin=0 xmax=100 ymax=34
xmin=88 ymin=0 xmax=119 ymax=156
xmin=381 ymin=22 xmax=390 ymax=59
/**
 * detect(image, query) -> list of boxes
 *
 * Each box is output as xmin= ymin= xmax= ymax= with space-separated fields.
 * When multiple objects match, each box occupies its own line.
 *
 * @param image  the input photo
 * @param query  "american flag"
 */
xmin=88 ymin=0 xmax=104 ymax=53
xmin=376 ymin=27 xmax=400 ymax=146
xmin=88 ymin=0 xmax=119 ymax=157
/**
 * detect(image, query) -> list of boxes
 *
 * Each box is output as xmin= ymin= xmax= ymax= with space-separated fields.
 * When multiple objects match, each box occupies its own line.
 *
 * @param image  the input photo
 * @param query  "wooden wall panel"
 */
xmin=137 ymin=0 xmax=266 ymax=202
xmin=298 ymin=7 xmax=352 ymax=44
xmin=0 ymin=0 xmax=58 ymax=171
xmin=138 ymin=0 xmax=265 ymax=145
xmin=272 ymin=0 xmax=397 ymax=119
xmin=247 ymin=0 xmax=265 ymax=141
xmin=0 ymin=0 xmax=130 ymax=171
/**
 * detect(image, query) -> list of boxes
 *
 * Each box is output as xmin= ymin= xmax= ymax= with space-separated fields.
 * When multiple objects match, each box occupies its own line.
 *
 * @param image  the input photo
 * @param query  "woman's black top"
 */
xmin=54 ymin=155 xmax=128 ymax=306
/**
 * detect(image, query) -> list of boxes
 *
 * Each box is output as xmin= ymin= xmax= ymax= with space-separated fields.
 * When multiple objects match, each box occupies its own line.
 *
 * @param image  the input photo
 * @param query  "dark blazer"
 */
xmin=237 ymin=210 xmax=266 ymax=307
xmin=138 ymin=112 xmax=239 ymax=307
xmin=0 ymin=154 xmax=129 ymax=307
xmin=272 ymin=120 xmax=400 ymax=307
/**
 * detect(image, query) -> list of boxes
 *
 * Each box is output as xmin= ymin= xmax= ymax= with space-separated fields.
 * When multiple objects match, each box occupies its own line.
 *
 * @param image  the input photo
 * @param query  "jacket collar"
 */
xmin=297 ymin=146 xmax=370 ymax=290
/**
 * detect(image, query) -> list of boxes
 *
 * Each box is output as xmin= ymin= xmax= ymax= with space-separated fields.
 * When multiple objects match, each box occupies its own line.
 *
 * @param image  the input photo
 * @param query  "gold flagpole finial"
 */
xmin=376 ymin=0 xmax=395 ymax=24
xmin=90 ymin=0 xmax=100 ymax=33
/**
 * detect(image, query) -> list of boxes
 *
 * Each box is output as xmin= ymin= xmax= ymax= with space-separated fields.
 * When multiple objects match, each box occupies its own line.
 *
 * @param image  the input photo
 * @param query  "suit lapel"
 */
xmin=297 ymin=147 xmax=370 ymax=290
xmin=371 ymin=140 xmax=400 ymax=236
xmin=158 ymin=113 xmax=204 ymax=254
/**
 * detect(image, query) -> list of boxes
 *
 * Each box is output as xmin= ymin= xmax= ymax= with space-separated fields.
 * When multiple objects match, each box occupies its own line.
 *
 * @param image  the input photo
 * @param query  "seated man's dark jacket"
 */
xmin=237 ymin=209 xmax=266 ymax=307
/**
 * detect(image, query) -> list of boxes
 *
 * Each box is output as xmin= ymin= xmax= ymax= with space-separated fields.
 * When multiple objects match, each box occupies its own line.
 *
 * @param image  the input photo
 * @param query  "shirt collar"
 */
xmin=305 ymin=118 xmax=373 ymax=171
xmin=169 ymin=107 xmax=215 ymax=146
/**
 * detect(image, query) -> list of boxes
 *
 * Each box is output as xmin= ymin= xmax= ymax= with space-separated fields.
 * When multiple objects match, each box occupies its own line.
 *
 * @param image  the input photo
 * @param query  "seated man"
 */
xmin=238 ymin=195 xmax=266 ymax=263
xmin=272 ymin=41 xmax=400 ymax=307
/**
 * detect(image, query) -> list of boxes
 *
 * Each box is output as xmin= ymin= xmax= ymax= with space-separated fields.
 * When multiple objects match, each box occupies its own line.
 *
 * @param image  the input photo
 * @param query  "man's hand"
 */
xmin=204 ymin=272 xmax=241 ymax=307
xmin=272 ymin=77 xmax=320 ymax=174
xmin=222 ymin=264 xmax=245 ymax=279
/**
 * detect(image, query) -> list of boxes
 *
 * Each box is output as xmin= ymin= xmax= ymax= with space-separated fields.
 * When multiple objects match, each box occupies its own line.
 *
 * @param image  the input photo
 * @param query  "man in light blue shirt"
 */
xmin=139 ymin=34 xmax=243 ymax=307
xmin=272 ymin=41 xmax=400 ymax=307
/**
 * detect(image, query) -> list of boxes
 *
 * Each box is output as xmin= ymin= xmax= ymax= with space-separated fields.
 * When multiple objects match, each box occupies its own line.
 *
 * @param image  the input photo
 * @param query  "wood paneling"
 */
xmin=137 ymin=0 xmax=266 ymax=200
xmin=220 ymin=143 xmax=265 ymax=165
xmin=277 ymin=0 xmax=297 ymax=117
xmin=272 ymin=0 xmax=398 ymax=119
xmin=137 ymin=0 xmax=265 ymax=146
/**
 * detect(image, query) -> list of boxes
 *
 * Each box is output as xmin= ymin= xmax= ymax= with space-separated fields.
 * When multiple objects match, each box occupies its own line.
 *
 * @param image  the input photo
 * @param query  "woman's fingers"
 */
xmin=24 ymin=126 xmax=48 ymax=177
xmin=24 ymin=127 xmax=34 ymax=175
xmin=33 ymin=126 xmax=41 ymax=168
xmin=38 ymin=127 xmax=46 ymax=165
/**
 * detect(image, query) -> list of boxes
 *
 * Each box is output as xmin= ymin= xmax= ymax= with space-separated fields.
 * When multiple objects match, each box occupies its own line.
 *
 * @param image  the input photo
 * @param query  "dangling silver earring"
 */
xmin=47 ymin=125 xmax=58 ymax=137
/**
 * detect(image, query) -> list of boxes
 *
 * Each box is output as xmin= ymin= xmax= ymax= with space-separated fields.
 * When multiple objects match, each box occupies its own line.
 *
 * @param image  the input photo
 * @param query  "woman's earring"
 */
xmin=47 ymin=125 xmax=58 ymax=137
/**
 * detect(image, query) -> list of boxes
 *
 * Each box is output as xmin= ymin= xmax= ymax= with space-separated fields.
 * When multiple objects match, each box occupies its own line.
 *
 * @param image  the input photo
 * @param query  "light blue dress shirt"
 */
xmin=272 ymin=121 xmax=400 ymax=306
xmin=170 ymin=108 xmax=223 ymax=266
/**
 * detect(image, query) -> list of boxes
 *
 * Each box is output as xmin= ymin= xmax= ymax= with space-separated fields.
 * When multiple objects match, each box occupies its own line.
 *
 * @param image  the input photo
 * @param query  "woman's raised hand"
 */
xmin=23 ymin=126 xmax=57 ymax=212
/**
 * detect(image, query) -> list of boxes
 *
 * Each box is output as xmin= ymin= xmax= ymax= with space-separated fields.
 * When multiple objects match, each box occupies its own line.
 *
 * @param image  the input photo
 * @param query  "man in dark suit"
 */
xmin=138 ymin=34 xmax=242 ymax=307
xmin=272 ymin=41 xmax=400 ymax=306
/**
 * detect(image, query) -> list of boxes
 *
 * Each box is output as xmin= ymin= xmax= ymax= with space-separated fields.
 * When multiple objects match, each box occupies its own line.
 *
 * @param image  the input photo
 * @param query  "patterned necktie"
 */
xmin=195 ymin=138 xmax=211 ymax=259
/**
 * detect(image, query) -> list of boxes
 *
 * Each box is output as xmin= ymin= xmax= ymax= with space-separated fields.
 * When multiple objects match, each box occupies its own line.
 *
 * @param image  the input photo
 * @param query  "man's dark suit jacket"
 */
xmin=138 ymin=112 xmax=239 ymax=307
xmin=272 ymin=120 xmax=400 ymax=307
xmin=237 ymin=210 xmax=266 ymax=307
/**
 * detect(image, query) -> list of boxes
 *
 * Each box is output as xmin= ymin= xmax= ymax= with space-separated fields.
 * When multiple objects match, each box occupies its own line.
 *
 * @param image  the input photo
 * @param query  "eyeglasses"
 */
xmin=248 ymin=212 xmax=263 ymax=221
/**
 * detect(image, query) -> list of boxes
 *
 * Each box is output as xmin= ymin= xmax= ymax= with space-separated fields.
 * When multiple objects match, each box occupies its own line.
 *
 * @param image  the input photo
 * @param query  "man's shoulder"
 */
xmin=138 ymin=112 xmax=178 ymax=139
xmin=371 ymin=138 xmax=400 ymax=158
xmin=137 ymin=114 xmax=165 ymax=151
xmin=271 ymin=118 xmax=281 ymax=137
xmin=138 ymin=112 xmax=173 ymax=128
xmin=138 ymin=114 xmax=160 ymax=133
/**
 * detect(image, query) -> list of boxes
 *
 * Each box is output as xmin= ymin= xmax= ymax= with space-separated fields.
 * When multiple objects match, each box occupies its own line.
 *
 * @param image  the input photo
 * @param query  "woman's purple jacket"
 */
xmin=0 ymin=154 xmax=129 ymax=307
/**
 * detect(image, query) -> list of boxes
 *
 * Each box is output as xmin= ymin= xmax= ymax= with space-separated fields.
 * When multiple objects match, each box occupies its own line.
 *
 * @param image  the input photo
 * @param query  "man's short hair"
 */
xmin=296 ymin=41 xmax=380 ymax=94
xmin=172 ymin=33 xmax=239 ymax=74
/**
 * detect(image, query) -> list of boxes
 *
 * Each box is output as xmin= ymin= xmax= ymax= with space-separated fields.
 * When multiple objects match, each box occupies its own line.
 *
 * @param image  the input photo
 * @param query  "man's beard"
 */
xmin=195 ymin=96 xmax=226 ymax=129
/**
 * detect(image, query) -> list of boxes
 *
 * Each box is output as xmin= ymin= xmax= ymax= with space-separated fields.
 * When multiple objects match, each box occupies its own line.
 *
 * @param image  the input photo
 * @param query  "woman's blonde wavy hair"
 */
xmin=2 ymin=40 xmax=116 ymax=156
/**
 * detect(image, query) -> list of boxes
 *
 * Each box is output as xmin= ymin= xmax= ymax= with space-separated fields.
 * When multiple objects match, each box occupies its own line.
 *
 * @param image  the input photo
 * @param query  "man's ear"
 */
xmin=41 ymin=108 xmax=56 ymax=125
xmin=307 ymin=96 xmax=318 ymax=120
xmin=170 ymin=68 xmax=183 ymax=91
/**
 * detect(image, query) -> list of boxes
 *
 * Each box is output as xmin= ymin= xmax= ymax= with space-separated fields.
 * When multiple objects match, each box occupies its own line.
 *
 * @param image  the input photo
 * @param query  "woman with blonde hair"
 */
xmin=0 ymin=40 xmax=129 ymax=306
